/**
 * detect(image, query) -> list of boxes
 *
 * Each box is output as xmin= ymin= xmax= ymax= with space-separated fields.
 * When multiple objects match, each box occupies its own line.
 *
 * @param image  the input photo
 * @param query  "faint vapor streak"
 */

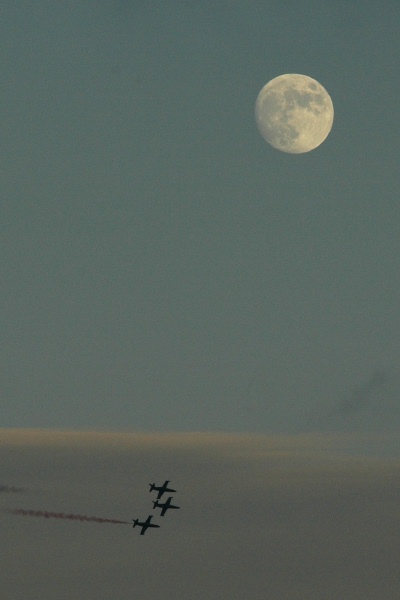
xmin=7 ymin=508 xmax=130 ymax=525
xmin=0 ymin=485 xmax=27 ymax=493
xmin=338 ymin=370 xmax=387 ymax=415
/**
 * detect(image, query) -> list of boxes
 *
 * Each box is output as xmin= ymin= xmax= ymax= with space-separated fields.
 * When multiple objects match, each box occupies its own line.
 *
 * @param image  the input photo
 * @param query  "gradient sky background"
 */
xmin=2 ymin=4 xmax=400 ymax=597
xmin=2 ymin=1 xmax=400 ymax=436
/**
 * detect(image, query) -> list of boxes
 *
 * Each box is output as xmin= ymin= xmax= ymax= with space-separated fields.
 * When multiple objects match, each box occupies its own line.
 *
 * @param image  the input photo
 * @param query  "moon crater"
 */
xmin=255 ymin=74 xmax=334 ymax=154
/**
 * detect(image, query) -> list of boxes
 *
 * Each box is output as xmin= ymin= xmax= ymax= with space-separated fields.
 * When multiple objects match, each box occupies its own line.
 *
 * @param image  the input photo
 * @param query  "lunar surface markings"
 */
xmin=255 ymin=74 xmax=334 ymax=154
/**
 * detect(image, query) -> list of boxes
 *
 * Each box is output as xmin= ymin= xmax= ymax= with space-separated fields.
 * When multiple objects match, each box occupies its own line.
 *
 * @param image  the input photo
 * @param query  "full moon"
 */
xmin=255 ymin=74 xmax=334 ymax=153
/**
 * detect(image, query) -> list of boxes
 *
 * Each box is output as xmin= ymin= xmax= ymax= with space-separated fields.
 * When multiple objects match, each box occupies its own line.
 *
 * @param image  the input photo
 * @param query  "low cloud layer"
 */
xmin=1 ymin=429 xmax=400 ymax=599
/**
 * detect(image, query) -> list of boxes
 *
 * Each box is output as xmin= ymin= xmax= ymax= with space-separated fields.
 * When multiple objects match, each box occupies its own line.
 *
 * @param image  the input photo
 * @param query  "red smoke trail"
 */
xmin=8 ymin=508 xmax=130 ymax=525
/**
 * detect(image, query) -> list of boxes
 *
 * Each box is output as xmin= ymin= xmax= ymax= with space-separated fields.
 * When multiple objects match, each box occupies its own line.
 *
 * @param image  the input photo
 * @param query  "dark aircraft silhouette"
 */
xmin=152 ymin=496 xmax=180 ymax=516
xmin=132 ymin=515 xmax=160 ymax=535
xmin=149 ymin=480 xmax=177 ymax=499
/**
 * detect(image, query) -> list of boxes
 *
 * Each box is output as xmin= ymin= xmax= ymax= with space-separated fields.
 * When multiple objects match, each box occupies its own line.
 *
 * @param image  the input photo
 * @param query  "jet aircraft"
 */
xmin=132 ymin=515 xmax=160 ymax=535
xmin=149 ymin=480 xmax=177 ymax=499
xmin=152 ymin=496 xmax=180 ymax=516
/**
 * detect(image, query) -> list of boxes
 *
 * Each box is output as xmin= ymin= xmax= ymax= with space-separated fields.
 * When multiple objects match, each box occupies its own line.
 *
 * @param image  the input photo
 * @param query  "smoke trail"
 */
xmin=0 ymin=485 xmax=27 ymax=493
xmin=7 ymin=508 xmax=130 ymax=525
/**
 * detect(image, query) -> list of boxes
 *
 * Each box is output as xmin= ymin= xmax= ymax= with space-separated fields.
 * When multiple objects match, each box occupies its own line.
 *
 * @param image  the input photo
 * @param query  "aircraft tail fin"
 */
xmin=149 ymin=483 xmax=155 ymax=492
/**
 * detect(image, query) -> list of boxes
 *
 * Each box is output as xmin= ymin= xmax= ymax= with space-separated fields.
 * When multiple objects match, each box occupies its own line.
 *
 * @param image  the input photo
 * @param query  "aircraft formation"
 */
xmin=132 ymin=480 xmax=180 ymax=535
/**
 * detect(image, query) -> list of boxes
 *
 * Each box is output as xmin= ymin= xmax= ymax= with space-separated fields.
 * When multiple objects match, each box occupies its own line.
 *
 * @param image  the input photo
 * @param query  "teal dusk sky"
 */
xmin=2 ymin=2 xmax=400 ymax=435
